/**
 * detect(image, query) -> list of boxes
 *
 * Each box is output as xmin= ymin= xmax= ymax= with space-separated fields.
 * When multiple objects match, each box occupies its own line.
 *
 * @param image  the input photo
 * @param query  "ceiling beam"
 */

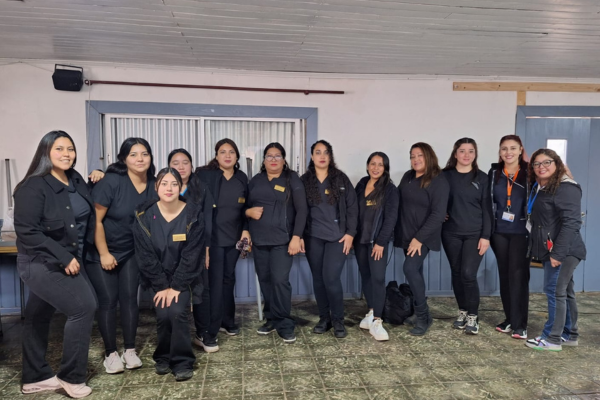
xmin=453 ymin=82 xmax=600 ymax=92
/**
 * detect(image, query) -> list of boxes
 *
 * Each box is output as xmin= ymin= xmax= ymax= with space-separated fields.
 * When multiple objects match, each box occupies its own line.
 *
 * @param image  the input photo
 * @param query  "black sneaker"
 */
xmin=333 ymin=320 xmax=347 ymax=338
xmin=313 ymin=318 xmax=332 ymax=334
xmin=464 ymin=314 xmax=479 ymax=335
xmin=257 ymin=322 xmax=276 ymax=335
xmin=453 ymin=310 xmax=468 ymax=329
xmin=280 ymin=332 xmax=296 ymax=343
xmin=511 ymin=329 xmax=527 ymax=339
xmin=175 ymin=370 xmax=194 ymax=382
xmin=193 ymin=333 xmax=219 ymax=353
xmin=155 ymin=364 xmax=171 ymax=375
xmin=219 ymin=325 xmax=241 ymax=336
xmin=495 ymin=321 xmax=512 ymax=333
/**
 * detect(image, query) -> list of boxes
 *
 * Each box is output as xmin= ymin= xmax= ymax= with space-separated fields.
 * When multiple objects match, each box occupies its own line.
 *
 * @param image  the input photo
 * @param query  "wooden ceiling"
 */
xmin=1 ymin=0 xmax=600 ymax=78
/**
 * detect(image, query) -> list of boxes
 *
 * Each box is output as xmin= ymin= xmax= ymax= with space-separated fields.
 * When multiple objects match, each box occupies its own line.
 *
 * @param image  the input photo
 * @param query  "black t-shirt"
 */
xmin=67 ymin=179 xmax=92 ymax=260
xmin=307 ymin=177 xmax=343 ymax=241
xmin=214 ymin=176 xmax=246 ymax=247
xmin=357 ymin=189 xmax=378 ymax=245
xmin=148 ymin=203 xmax=188 ymax=279
xmin=87 ymin=173 xmax=156 ymax=263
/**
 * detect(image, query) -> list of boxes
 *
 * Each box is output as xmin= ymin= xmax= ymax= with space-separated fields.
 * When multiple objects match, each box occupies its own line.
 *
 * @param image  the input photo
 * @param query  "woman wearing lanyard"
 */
xmin=394 ymin=142 xmax=449 ymax=336
xmin=354 ymin=152 xmax=398 ymax=341
xmin=246 ymin=142 xmax=307 ymax=343
xmin=86 ymin=137 xmax=156 ymax=374
xmin=525 ymin=149 xmax=585 ymax=351
xmin=442 ymin=138 xmax=492 ymax=335
xmin=194 ymin=140 xmax=250 ymax=351
xmin=488 ymin=135 xmax=530 ymax=339
xmin=300 ymin=140 xmax=358 ymax=338
xmin=133 ymin=168 xmax=205 ymax=380
xmin=14 ymin=131 xmax=96 ymax=398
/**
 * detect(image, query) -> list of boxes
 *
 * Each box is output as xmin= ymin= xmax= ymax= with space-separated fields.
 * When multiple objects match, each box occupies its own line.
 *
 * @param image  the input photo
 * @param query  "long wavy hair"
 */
xmin=167 ymin=148 xmax=203 ymax=204
xmin=494 ymin=135 xmax=528 ymax=184
xmin=200 ymin=138 xmax=241 ymax=171
xmin=410 ymin=142 xmax=441 ymax=189
xmin=302 ymin=140 xmax=343 ymax=205
xmin=528 ymin=148 xmax=567 ymax=194
xmin=260 ymin=142 xmax=292 ymax=201
xmin=444 ymin=137 xmax=479 ymax=179
xmin=106 ymin=137 xmax=156 ymax=179
xmin=365 ymin=152 xmax=392 ymax=209
xmin=14 ymin=130 xmax=77 ymax=194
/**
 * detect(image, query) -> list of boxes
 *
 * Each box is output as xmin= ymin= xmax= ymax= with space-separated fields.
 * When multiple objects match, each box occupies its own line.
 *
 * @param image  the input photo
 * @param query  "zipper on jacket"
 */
xmin=135 ymin=211 xmax=152 ymax=238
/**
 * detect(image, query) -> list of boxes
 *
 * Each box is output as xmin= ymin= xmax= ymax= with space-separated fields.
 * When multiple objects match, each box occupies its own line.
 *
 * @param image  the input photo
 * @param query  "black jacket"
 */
xmin=488 ymin=163 xmax=529 ymax=234
xmin=133 ymin=198 xmax=205 ymax=304
xmin=14 ymin=170 xmax=95 ymax=270
xmin=354 ymin=176 xmax=399 ymax=246
xmin=183 ymin=172 xmax=214 ymax=249
xmin=529 ymin=177 xmax=586 ymax=262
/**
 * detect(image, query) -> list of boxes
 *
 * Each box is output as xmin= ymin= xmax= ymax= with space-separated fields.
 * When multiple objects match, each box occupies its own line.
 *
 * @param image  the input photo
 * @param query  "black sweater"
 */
xmin=443 ymin=168 xmax=493 ymax=240
xmin=354 ymin=176 xmax=399 ymax=246
xmin=394 ymin=170 xmax=449 ymax=251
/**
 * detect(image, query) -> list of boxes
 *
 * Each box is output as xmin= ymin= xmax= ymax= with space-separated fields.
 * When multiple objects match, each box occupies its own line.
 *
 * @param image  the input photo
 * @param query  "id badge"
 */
xmin=501 ymin=211 xmax=515 ymax=222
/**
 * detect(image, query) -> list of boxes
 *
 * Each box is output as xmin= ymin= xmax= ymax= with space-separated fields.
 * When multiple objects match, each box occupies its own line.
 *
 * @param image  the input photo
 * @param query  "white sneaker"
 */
xmin=121 ymin=348 xmax=143 ymax=369
xmin=56 ymin=377 xmax=92 ymax=398
xmin=360 ymin=310 xmax=374 ymax=330
xmin=22 ymin=376 xmax=61 ymax=394
xmin=103 ymin=351 xmax=125 ymax=374
xmin=369 ymin=319 xmax=389 ymax=341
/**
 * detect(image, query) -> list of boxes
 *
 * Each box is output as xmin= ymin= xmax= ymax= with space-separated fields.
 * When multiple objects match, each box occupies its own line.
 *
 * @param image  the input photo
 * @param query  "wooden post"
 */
xmin=517 ymin=91 xmax=526 ymax=106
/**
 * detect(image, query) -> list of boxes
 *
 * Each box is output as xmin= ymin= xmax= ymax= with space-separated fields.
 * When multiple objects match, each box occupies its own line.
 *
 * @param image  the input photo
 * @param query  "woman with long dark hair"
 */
xmin=394 ymin=142 xmax=449 ymax=336
xmin=133 ymin=168 xmax=205 ymax=380
xmin=301 ymin=140 xmax=358 ymax=338
xmin=488 ymin=135 xmax=530 ymax=339
xmin=442 ymin=137 xmax=492 ymax=335
xmin=355 ymin=152 xmax=398 ymax=341
xmin=14 ymin=131 xmax=96 ymax=398
xmin=525 ymin=149 xmax=585 ymax=351
xmin=86 ymin=137 xmax=156 ymax=373
xmin=246 ymin=142 xmax=307 ymax=343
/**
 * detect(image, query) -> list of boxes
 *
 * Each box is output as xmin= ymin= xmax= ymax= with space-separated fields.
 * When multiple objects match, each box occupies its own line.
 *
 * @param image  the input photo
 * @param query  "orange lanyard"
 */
xmin=504 ymin=167 xmax=519 ymax=211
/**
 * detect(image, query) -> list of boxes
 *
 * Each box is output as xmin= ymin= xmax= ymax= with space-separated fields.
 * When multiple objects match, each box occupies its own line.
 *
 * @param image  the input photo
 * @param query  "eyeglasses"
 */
xmin=532 ymin=160 xmax=555 ymax=169
xmin=265 ymin=155 xmax=283 ymax=162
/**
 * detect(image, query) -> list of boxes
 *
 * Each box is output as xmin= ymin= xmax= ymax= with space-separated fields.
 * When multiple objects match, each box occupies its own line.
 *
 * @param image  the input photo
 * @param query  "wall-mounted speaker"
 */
xmin=52 ymin=64 xmax=83 ymax=92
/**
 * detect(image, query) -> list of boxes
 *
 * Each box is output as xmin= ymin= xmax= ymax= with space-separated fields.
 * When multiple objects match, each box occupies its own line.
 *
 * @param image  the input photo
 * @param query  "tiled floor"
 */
xmin=2 ymin=293 xmax=600 ymax=399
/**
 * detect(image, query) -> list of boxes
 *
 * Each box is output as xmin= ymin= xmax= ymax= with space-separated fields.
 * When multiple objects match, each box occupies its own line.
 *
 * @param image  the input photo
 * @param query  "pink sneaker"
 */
xmin=22 ymin=376 xmax=61 ymax=394
xmin=56 ymin=377 xmax=92 ymax=398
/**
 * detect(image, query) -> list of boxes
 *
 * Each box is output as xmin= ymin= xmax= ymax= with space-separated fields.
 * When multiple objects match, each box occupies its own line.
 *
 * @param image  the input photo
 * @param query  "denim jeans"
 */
xmin=542 ymin=256 xmax=579 ymax=344
xmin=17 ymin=254 xmax=97 ymax=384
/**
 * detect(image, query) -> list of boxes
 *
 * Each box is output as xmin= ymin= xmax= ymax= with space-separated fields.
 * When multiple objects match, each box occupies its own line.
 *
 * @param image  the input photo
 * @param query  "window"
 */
xmin=546 ymin=139 xmax=567 ymax=164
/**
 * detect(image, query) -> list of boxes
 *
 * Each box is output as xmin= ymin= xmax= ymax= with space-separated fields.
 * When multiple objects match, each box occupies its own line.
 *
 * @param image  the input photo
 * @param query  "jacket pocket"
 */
xmin=41 ymin=219 xmax=65 ymax=240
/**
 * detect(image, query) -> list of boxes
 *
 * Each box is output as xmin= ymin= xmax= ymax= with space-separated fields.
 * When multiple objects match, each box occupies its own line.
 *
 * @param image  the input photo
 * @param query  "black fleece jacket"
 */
xmin=354 ymin=176 xmax=399 ymax=246
xmin=133 ymin=198 xmax=205 ymax=304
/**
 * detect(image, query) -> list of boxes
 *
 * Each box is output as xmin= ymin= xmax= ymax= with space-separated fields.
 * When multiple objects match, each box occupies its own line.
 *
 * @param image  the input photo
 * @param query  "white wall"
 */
xmin=2 ymin=60 xmax=600 ymax=214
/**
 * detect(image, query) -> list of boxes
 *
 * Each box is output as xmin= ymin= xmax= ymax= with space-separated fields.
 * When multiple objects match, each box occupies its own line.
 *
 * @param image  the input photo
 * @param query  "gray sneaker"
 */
xmin=453 ymin=310 xmax=468 ymax=329
xmin=464 ymin=314 xmax=479 ymax=335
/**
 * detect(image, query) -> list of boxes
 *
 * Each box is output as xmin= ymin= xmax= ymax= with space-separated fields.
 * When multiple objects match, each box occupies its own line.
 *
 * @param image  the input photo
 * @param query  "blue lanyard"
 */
xmin=527 ymin=182 xmax=539 ymax=215
xmin=180 ymin=187 xmax=188 ymax=196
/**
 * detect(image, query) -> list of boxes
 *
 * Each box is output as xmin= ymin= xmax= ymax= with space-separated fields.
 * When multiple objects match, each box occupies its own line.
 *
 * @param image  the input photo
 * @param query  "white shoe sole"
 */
xmin=219 ymin=327 xmax=240 ymax=336
xmin=21 ymin=377 xmax=61 ymax=394
xmin=56 ymin=377 xmax=92 ymax=399
xmin=120 ymin=355 xmax=142 ymax=370
xmin=201 ymin=344 xmax=220 ymax=353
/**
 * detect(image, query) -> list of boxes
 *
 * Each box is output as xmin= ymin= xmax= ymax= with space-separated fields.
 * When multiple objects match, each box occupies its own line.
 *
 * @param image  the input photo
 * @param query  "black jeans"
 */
xmin=17 ymin=254 xmax=97 ymax=384
xmin=86 ymin=256 xmax=140 ymax=355
xmin=355 ymin=243 xmax=389 ymax=318
xmin=442 ymin=231 xmax=484 ymax=315
xmin=490 ymin=232 xmax=530 ymax=330
xmin=193 ymin=246 xmax=239 ymax=337
xmin=402 ymin=244 xmax=431 ymax=308
xmin=305 ymin=236 xmax=347 ymax=322
xmin=253 ymin=244 xmax=295 ymax=335
xmin=154 ymin=289 xmax=195 ymax=373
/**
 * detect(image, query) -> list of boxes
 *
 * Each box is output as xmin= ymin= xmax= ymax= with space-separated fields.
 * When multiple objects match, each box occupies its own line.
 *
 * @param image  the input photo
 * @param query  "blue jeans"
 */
xmin=542 ymin=256 xmax=579 ymax=344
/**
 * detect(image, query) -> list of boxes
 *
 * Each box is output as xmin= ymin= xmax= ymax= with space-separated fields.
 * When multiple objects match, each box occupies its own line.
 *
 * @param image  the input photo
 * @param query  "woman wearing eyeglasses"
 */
xmin=525 ymin=149 xmax=586 ymax=351
xmin=245 ymin=143 xmax=307 ymax=343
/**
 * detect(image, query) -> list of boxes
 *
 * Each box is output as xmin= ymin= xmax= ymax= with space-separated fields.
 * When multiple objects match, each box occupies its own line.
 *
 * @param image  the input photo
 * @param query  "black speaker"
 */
xmin=52 ymin=64 xmax=83 ymax=92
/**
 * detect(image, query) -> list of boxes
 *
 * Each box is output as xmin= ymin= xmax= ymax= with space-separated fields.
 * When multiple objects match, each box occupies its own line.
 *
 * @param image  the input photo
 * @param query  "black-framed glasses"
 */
xmin=532 ymin=160 xmax=555 ymax=169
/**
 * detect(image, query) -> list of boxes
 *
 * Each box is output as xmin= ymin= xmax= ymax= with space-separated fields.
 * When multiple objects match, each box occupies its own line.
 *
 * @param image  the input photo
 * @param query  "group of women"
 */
xmin=13 ymin=130 xmax=586 ymax=397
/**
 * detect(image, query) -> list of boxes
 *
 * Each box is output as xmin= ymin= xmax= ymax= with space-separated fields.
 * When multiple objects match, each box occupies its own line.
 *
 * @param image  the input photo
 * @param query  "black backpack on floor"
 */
xmin=382 ymin=281 xmax=414 ymax=325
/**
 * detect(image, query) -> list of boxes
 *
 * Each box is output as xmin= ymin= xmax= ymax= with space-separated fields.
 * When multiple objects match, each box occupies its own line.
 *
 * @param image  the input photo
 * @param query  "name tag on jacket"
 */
xmin=173 ymin=234 xmax=187 ymax=242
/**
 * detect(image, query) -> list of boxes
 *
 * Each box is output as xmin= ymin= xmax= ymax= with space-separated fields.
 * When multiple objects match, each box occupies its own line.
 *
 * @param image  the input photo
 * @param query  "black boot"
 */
xmin=409 ymin=302 xmax=433 ymax=336
xmin=313 ymin=318 xmax=332 ymax=334
xmin=332 ymin=320 xmax=347 ymax=338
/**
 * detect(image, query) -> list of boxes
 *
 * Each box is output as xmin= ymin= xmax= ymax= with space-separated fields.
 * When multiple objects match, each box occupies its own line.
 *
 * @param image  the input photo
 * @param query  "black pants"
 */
xmin=490 ymin=232 xmax=530 ymax=330
xmin=442 ymin=231 xmax=483 ymax=315
xmin=253 ymin=244 xmax=295 ymax=335
xmin=402 ymin=244 xmax=431 ymax=308
xmin=154 ymin=290 xmax=195 ymax=373
xmin=17 ymin=254 xmax=97 ymax=384
xmin=86 ymin=256 xmax=140 ymax=355
xmin=355 ymin=243 xmax=389 ymax=318
xmin=305 ymin=236 xmax=347 ymax=322
xmin=193 ymin=246 xmax=239 ymax=337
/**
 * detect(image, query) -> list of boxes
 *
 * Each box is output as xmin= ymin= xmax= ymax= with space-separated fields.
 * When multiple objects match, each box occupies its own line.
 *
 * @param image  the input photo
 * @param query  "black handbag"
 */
xmin=382 ymin=281 xmax=414 ymax=325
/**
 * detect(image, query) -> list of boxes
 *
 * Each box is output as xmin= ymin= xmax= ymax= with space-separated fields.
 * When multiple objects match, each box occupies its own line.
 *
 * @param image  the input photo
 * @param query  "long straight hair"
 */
xmin=106 ymin=137 xmax=156 ymax=178
xmin=444 ymin=137 xmax=479 ymax=179
xmin=14 ymin=130 xmax=77 ymax=194
xmin=302 ymin=140 xmax=343 ymax=205
xmin=365 ymin=152 xmax=392 ymax=209
xmin=201 ymin=138 xmax=241 ymax=171
xmin=494 ymin=135 xmax=528 ymax=184
xmin=410 ymin=142 xmax=440 ymax=189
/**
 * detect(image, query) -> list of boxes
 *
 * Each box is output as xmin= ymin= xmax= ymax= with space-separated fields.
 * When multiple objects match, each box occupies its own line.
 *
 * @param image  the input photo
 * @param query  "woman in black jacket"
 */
xmin=300 ymin=140 xmax=358 ymax=338
xmin=133 ymin=168 xmax=205 ymax=380
xmin=488 ymin=135 xmax=530 ymax=340
xmin=442 ymin=138 xmax=492 ymax=335
xmin=246 ymin=142 xmax=307 ymax=343
xmin=355 ymin=152 xmax=398 ymax=341
xmin=14 ymin=130 xmax=96 ymax=398
xmin=394 ymin=142 xmax=449 ymax=336
xmin=525 ymin=149 xmax=586 ymax=351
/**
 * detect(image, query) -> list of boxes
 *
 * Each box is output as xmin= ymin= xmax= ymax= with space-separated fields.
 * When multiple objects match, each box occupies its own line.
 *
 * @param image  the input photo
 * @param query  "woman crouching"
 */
xmin=133 ymin=168 xmax=205 ymax=379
